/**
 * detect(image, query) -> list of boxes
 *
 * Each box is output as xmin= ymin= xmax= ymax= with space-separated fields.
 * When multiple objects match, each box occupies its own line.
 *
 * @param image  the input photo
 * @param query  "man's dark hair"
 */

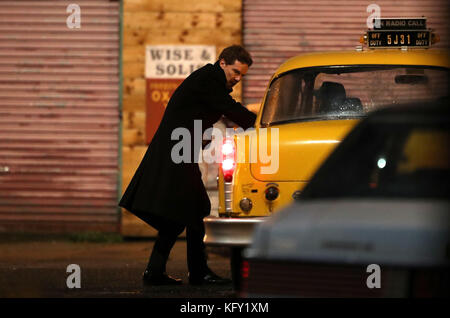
xmin=218 ymin=45 xmax=253 ymax=67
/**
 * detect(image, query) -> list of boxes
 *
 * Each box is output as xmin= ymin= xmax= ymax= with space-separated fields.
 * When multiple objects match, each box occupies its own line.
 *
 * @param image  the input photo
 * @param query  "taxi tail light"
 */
xmin=221 ymin=137 xmax=236 ymax=183
xmin=240 ymin=260 xmax=250 ymax=295
xmin=241 ymin=260 xmax=249 ymax=279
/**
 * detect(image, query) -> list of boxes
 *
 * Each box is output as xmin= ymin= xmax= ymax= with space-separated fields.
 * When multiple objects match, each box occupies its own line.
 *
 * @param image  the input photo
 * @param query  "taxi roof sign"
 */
xmin=372 ymin=17 xmax=427 ymax=30
xmin=364 ymin=17 xmax=436 ymax=49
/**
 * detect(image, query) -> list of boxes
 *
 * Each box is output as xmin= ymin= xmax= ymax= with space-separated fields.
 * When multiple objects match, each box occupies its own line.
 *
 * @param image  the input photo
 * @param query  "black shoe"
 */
xmin=188 ymin=271 xmax=232 ymax=285
xmin=143 ymin=270 xmax=182 ymax=286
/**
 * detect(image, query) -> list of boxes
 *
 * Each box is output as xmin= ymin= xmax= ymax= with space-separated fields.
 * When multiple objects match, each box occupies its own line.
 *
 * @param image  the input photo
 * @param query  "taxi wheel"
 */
xmin=230 ymin=247 xmax=243 ymax=291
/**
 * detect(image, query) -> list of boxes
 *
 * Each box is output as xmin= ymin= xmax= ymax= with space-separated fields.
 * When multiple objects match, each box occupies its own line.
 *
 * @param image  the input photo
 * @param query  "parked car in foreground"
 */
xmin=242 ymin=102 xmax=450 ymax=297
xmin=204 ymin=17 xmax=449 ymax=290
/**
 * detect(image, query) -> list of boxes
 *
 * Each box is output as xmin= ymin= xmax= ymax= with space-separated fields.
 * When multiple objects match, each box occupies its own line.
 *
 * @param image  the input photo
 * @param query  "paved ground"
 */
xmin=0 ymin=237 xmax=235 ymax=298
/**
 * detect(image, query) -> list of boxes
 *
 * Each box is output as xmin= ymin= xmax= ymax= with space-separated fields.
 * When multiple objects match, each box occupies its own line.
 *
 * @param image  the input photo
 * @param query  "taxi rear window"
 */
xmin=261 ymin=66 xmax=448 ymax=126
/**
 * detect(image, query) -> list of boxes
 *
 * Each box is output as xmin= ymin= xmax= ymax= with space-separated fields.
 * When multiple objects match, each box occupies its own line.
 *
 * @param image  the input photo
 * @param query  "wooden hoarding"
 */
xmin=145 ymin=45 xmax=215 ymax=144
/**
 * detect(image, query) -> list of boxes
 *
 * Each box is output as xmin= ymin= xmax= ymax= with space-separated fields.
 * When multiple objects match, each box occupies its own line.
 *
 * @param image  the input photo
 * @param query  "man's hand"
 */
xmin=247 ymin=103 xmax=260 ymax=114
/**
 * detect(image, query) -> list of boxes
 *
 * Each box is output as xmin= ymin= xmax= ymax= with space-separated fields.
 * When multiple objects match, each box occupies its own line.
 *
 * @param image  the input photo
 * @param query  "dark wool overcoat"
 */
xmin=119 ymin=61 xmax=256 ymax=227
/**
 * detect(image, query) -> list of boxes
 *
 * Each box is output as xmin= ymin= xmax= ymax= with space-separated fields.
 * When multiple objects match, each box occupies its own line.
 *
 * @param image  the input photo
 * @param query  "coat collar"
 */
xmin=213 ymin=61 xmax=233 ymax=93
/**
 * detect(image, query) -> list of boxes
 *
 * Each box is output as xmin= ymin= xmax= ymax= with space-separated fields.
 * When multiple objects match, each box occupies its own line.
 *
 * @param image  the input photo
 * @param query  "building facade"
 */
xmin=0 ymin=0 xmax=447 ymax=235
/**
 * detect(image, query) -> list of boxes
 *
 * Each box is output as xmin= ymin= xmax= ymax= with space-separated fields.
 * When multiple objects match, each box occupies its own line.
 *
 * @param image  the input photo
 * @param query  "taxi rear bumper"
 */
xmin=203 ymin=216 xmax=266 ymax=247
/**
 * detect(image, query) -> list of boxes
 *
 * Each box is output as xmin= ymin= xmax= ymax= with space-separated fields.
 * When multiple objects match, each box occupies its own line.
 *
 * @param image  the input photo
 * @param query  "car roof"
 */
xmin=364 ymin=101 xmax=450 ymax=125
xmin=273 ymin=49 xmax=450 ymax=79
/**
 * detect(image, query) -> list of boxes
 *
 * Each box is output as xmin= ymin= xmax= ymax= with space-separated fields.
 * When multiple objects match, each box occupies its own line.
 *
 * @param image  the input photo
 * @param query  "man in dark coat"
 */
xmin=119 ymin=45 xmax=257 ymax=285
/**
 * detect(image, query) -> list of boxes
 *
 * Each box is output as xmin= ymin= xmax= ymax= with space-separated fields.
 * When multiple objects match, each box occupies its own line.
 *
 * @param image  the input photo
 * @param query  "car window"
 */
xmin=261 ymin=66 xmax=448 ymax=126
xmin=301 ymin=120 xmax=450 ymax=199
xmin=396 ymin=130 xmax=449 ymax=173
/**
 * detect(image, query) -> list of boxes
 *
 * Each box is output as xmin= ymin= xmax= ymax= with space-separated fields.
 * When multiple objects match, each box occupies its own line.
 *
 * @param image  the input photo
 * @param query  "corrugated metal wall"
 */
xmin=0 ymin=0 xmax=120 ymax=233
xmin=243 ymin=0 xmax=449 ymax=104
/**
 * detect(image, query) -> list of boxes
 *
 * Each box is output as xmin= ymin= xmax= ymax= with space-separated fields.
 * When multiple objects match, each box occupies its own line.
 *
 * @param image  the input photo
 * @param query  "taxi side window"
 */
xmin=261 ymin=72 xmax=305 ymax=125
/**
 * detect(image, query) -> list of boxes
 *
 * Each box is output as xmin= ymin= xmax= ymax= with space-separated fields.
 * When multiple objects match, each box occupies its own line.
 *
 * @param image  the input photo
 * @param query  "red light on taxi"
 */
xmin=222 ymin=159 xmax=234 ymax=171
xmin=221 ymin=138 xmax=235 ymax=182
xmin=241 ymin=260 xmax=249 ymax=279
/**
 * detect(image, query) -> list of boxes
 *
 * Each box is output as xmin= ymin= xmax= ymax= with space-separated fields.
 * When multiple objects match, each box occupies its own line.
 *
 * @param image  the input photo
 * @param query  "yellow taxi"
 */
xmin=203 ymin=17 xmax=449 ymax=288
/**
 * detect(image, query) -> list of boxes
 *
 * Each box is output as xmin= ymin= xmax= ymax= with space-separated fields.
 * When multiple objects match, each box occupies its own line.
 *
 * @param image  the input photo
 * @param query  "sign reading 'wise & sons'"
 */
xmin=145 ymin=45 xmax=216 ymax=143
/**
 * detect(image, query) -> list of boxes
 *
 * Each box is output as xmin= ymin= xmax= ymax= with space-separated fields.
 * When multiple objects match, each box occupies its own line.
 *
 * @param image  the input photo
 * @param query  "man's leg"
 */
xmin=147 ymin=226 xmax=182 ymax=274
xmin=139 ymin=213 xmax=185 ymax=285
xmin=186 ymin=218 xmax=231 ymax=285
xmin=186 ymin=218 xmax=208 ymax=278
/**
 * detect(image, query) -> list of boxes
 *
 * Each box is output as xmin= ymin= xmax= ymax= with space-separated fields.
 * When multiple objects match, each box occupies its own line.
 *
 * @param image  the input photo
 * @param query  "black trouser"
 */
xmin=137 ymin=212 xmax=209 ymax=277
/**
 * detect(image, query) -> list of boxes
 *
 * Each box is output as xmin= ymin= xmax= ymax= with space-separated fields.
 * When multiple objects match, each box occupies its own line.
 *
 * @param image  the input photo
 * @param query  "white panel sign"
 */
xmin=145 ymin=45 xmax=216 ymax=79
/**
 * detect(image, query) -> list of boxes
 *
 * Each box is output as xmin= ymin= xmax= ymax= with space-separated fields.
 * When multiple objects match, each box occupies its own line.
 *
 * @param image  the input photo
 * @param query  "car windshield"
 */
xmin=301 ymin=112 xmax=450 ymax=199
xmin=261 ymin=66 xmax=449 ymax=126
